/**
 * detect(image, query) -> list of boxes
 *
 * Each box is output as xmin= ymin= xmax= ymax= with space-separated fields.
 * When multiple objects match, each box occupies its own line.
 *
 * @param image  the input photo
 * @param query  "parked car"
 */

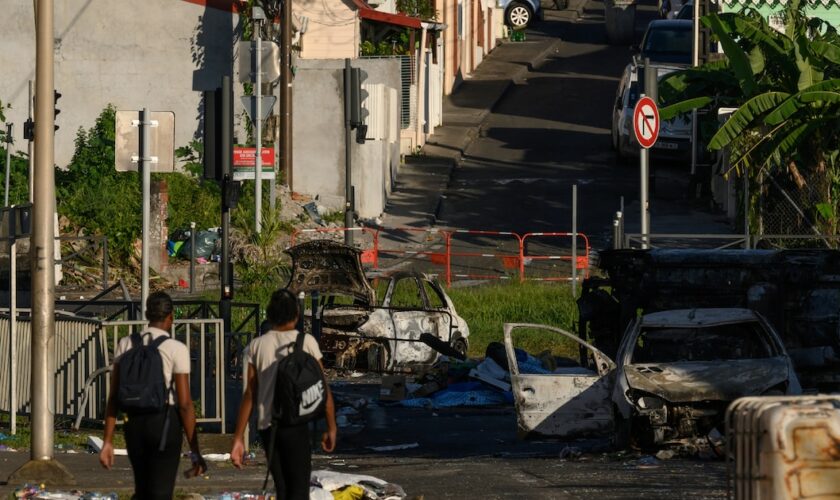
xmin=611 ymin=63 xmax=692 ymax=162
xmin=499 ymin=0 xmax=541 ymax=29
xmin=504 ymin=308 xmax=801 ymax=446
xmin=635 ymin=19 xmax=693 ymax=66
xmin=675 ymin=0 xmax=693 ymax=19
xmin=286 ymin=240 xmax=470 ymax=371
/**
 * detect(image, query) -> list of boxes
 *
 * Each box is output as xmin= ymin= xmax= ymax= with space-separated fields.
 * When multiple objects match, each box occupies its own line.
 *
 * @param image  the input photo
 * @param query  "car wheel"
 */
xmin=451 ymin=337 xmax=468 ymax=359
xmin=506 ymin=2 xmax=533 ymax=29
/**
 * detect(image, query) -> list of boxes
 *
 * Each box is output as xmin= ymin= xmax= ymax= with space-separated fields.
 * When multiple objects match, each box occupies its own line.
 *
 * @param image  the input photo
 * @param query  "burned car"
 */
xmin=612 ymin=308 xmax=801 ymax=446
xmin=286 ymin=240 xmax=470 ymax=371
xmin=504 ymin=308 xmax=801 ymax=446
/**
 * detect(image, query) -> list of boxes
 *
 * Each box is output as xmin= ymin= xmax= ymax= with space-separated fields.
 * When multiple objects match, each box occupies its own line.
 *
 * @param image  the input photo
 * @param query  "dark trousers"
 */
xmin=124 ymin=407 xmax=183 ymax=500
xmin=260 ymin=424 xmax=312 ymax=500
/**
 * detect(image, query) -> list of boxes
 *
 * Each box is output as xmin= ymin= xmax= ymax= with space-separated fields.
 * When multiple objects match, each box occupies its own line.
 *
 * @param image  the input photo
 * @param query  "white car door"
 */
xmin=504 ymin=323 xmax=616 ymax=438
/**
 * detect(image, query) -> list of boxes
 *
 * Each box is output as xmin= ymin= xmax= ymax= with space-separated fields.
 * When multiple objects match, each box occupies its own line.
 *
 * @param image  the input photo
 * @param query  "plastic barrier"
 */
xmin=519 ymin=232 xmax=590 ymax=282
xmin=290 ymin=227 xmax=380 ymax=267
xmin=446 ymin=230 xmax=523 ymax=286
xmin=375 ymin=227 xmax=449 ymax=279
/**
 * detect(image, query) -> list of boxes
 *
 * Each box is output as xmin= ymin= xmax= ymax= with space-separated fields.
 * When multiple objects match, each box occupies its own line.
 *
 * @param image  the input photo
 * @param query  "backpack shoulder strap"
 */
xmin=294 ymin=330 xmax=306 ymax=353
xmin=129 ymin=332 xmax=142 ymax=348
xmin=150 ymin=335 xmax=169 ymax=350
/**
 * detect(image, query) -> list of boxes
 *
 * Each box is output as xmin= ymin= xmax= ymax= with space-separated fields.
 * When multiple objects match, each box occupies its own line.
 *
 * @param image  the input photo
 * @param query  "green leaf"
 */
xmin=798 ymin=91 xmax=840 ymax=104
xmin=749 ymin=46 xmax=765 ymax=75
xmin=709 ymin=92 xmax=790 ymax=150
xmin=816 ymin=203 xmax=835 ymax=222
xmin=704 ymin=14 xmax=758 ymax=96
xmin=764 ymin=80 xmax=840 ymax=124
xmin=812 ymin=41 xmax=840 ymax=65
xmin=659 ymin=97 xmax=715 ymax=121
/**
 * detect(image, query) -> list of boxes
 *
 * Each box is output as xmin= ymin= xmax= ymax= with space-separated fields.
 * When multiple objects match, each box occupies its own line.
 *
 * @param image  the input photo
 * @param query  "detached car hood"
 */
xmin=285 ymin=240 xmax=375 ymax=305
xmin=624 ymin=357 xmax=790 ymax=403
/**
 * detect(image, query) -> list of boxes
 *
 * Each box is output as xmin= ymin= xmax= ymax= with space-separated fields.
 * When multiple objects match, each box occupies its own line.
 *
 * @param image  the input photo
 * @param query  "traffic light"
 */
xmin=53 ymin=91 xmax=61 ymax=131
xmin=23 ymin=119 xmax=34 ymax=141
xmin=203 ymin=87 xmax=222 ymax=181
xmin=350 ymin=68 xmax=369 ymax=143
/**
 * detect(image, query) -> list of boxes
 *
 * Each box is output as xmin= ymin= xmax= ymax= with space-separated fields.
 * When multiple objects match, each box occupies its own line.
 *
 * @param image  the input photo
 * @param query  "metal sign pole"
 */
xmin=344 ymin=59 xmax=354 ymax=246
xmin=27 ymin=81 xmax=33 ymax=203
xmin=9 ymin=210 xmax=16 ymax=435
xmin=4 ymin=123 xmax=12 ymax=207
xmin=140 ymin=108 xmax=151 ymax=319
xmin=640 ymin=132 xmax=649 ymax=249
xmin=571 ymin=184 xmax=578 ymax=296
xmin=254 ymin=15 xmax=263 ymax=234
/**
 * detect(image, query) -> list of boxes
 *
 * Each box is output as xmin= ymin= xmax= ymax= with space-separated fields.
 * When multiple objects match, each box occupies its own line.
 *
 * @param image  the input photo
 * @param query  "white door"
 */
xmin=504 ymin=323 xmax=616 ymax=438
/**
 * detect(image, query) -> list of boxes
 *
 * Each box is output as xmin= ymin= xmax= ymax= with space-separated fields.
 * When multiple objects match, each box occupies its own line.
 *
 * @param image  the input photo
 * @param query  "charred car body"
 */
xmin=286 ymin=240 xmax=470 ymax=371
xmin=612 ymin=308 xmax=800 ymax=445
xmin=579 ymin=249 xmax=840 ymax=392
xmin=504 ymin=309 xmax=800 ymax=446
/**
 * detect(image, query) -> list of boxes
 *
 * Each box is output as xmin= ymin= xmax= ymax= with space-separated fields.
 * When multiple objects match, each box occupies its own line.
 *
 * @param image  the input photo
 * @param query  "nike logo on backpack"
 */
xmin=299 ymin=380 xmax=324 ymax=415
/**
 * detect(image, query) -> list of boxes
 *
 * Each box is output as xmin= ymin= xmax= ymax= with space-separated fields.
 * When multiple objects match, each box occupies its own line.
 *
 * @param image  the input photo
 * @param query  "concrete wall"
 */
xmin=0 ymin=0 xmax=235 ymax=167
xmin=296 ymin=0 xmax=360 ymax=59
xmin=292 ymin=58 xmax=401 ymax=218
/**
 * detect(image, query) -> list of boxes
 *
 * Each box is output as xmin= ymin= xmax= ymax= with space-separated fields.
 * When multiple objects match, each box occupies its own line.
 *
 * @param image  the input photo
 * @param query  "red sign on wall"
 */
xmin=233 ymin=147 xmax=275 ymax=167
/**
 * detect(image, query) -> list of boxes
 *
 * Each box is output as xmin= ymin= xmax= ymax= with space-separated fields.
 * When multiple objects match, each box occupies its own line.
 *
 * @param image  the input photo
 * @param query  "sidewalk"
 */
xmin=381 ymin=28 xmax=570 ymax=230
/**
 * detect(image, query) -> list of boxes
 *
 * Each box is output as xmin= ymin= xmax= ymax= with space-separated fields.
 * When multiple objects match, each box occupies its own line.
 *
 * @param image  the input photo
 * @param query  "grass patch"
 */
xmin=446 ymin=281 xmax=580 ymax=359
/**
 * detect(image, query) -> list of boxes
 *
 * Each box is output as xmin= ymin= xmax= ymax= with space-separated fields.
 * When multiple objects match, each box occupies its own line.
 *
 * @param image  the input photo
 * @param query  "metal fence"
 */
xmin=0 ymin=312 xmax=107 ymax=430
xmin=0 ymin=312 xmax=228 ymax=433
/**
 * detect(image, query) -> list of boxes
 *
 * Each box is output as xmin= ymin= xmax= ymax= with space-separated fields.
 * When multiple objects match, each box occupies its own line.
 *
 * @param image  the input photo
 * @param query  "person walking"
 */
xmin=99 ymin=291 xmax=206 ymax=499
xmin=230 ymin=289 xmax=337 ymax=500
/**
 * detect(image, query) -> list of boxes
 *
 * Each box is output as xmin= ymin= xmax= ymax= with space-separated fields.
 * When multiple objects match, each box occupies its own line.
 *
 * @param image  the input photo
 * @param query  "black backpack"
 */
xmin=117 ymin=333 xmax=172 ymax=415
xmin=271 ymin=331 xmax=327 ymax=426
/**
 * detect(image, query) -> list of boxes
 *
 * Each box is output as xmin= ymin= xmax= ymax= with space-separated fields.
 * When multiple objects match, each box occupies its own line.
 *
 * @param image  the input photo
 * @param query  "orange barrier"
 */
xmin=290 ymin=226 xmax=591 ymax=285
xmin=446 ymin=230 xmax=523 ymax=286
xmin=519 ymin=232 xmax=591 ymax=282
xmin=290 ymin=227 xmax=380 ymax=267
xmin=375 ymin=227 xmax=449 ymax=279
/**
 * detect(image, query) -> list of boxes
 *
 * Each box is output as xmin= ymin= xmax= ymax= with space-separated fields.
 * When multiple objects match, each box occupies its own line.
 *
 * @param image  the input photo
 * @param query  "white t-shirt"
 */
xmin=113 ymin=326 xmax=191 ymax=405
xmin=243 ymin=329 xmax=323 ymax=430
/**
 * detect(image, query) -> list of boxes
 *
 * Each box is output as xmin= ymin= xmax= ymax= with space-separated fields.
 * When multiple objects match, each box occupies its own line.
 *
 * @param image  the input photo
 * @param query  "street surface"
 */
xmin=0 ymin=1 xmax=735 ymax=497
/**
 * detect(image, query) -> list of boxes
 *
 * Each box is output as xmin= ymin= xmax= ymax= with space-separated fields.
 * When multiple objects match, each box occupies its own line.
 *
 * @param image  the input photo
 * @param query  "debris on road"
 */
xmin=86 ymin=436 xmax=126 ymax=456
xmin=312 ymin=469 xmax=407 ymax=499
xmin=367 ymin=442 xmax=420 ymax=452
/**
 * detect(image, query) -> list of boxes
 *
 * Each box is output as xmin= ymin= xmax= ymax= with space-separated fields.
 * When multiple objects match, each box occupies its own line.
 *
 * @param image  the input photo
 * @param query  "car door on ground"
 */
xmin=504 ymin=323 xmax=616 ymax=438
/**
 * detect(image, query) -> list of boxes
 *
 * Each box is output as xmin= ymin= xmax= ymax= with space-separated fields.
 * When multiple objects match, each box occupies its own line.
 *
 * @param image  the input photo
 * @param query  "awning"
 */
xmin=351 ymin=0 xmax=423 ymax=28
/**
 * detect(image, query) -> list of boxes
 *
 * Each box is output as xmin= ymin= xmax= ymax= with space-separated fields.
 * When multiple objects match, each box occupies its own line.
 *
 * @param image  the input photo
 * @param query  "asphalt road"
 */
xmin=439 ymin=0 xmax=698 ymax=249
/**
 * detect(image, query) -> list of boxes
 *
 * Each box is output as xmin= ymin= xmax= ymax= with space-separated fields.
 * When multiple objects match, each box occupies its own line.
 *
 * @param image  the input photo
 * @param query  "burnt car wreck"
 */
xmin=508 ymin=249 xmax=840 ymax=446
xmin=286 ymin=240 xmax=470 ymax=371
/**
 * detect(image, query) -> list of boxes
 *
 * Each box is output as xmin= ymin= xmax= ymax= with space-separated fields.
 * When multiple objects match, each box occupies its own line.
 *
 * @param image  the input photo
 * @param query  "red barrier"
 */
xmin=519 ymin=232 xmax=590 ymax=282
xmin=446 ymin=230 xmax=523 ymax=286
xmin=375 ymin=227 xmax=449 ymax=279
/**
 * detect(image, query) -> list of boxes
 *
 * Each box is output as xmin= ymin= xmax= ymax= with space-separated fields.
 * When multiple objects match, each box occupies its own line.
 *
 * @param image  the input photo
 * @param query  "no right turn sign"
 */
xmin=633 ymin=96 xmax=659 ymax=149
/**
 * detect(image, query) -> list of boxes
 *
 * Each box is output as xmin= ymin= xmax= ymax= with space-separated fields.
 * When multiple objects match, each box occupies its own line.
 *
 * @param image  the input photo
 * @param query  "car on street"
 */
xmin=286 ymin=240 xmax=471 ymax=371
xmin=635 ymin=19 xmax=693 ymax=66
xmin=499 ymin=0 xmax=541 ymax=29
xmin=676 ymin=0 xmax=693 ymax=19
xmin=611 ymin=63 xmax=692 ymax=162
xmin=504 ymin=308 xmax=801 ymax=446
xmin=658 ymin=0 xmax=686 ymax=19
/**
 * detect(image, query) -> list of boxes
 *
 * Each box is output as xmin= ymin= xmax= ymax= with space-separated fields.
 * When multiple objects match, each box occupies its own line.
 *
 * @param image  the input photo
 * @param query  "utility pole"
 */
xmin=253 ymin=7 xmax=265 ymax=233
xmin=280 ymin=0 xmax=293 ymax=188
xmin=344 ymin=59 xmax=353 ymax=246
xmin=27 ymin=81 xmax=33 ymax=203
xmin=139 ymin=109 xmax=151 ymax=319
xmin=9 ymin=0 xmax=74 ymax=484
xmin=220 ymin=76 xmax=234 ymax=336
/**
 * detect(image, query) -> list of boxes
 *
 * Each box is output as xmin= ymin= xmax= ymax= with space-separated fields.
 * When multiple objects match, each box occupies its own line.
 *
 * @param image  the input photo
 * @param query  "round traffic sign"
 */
xmin=633 ymin=96 xmax=659 ymax=149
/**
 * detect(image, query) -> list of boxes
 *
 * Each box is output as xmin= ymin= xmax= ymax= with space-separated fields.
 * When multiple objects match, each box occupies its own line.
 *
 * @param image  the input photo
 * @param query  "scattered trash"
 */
xmin=559 ymin=446 xmax=582 ymax=460
xmin=0 ymin=444 xmax=17 ymax=452
xmin=367 ymin=443 xmax=420 ymax=452
xmin=311 ymin=470 xmax=406 ymax=499
xmin=12 ymin=484 xmax=119 ymax=499
xmin=655 ymin=449 xmax=675 ymax=460
xmin=86 ymin=436 xmax=126 ymax=456
xmin=303 ymin=202 xmax=324 ymax=226
xmin=202 ymin=453 xmax=231 ymax=461
xmin=630 ymin=456 xmax=662 ymax=468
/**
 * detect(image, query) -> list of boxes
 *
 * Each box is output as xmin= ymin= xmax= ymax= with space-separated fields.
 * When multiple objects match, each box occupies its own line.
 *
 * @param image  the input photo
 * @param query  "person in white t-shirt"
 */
xmin=99 ymin=291 xmax=206 ymax=499
xmin=230 ymin=289 xmax=337 ymax=500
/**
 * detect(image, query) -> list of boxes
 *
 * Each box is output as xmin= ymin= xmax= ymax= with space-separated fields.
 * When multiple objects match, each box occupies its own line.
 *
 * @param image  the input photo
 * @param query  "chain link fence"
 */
xmin=756 ymin=168 xmax=836 ymax=249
